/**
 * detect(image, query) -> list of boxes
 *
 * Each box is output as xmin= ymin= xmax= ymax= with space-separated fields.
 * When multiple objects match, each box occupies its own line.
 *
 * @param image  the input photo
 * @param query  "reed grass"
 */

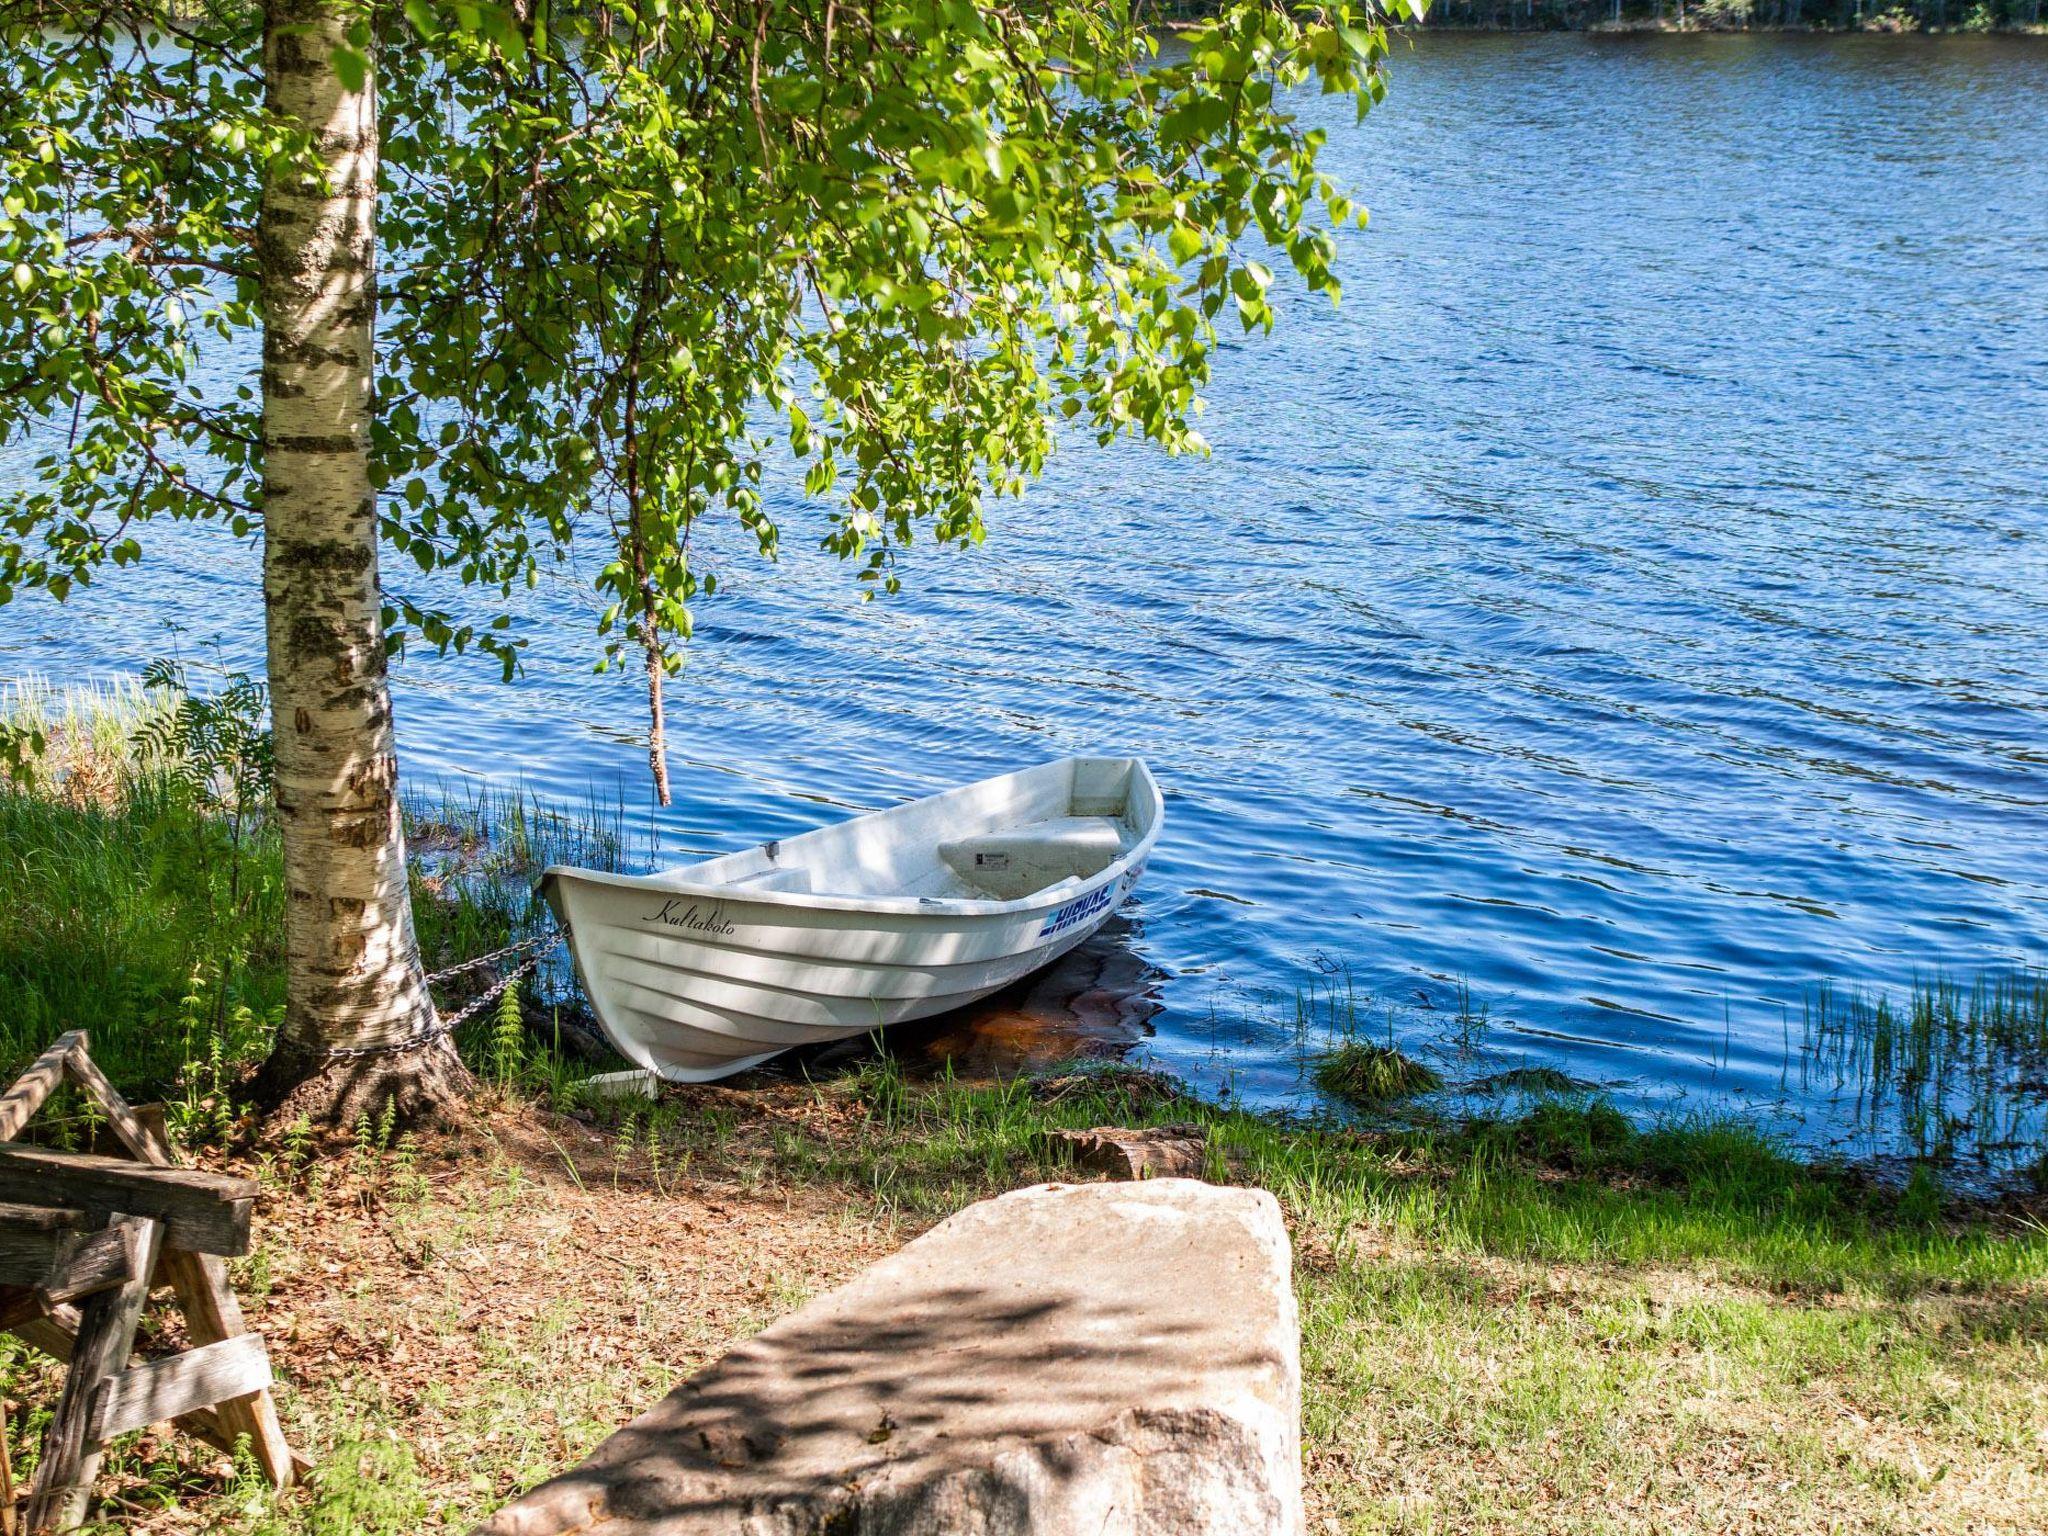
xmin=1800 ymin=970 xmax=2048 ymax=1181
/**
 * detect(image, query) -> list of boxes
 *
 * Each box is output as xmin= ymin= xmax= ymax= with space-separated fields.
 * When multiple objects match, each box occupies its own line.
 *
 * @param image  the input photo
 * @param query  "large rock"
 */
xmin=475 ymin=1179 xmax=1302 ymax=1536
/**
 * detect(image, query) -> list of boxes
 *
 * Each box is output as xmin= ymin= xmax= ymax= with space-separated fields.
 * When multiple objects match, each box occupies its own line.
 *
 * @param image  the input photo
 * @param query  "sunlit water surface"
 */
xmin=5 ymin=35 xmax=2047 ymax=1162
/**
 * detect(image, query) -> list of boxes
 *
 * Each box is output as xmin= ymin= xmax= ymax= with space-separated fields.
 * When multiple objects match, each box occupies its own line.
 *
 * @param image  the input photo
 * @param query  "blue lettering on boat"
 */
xmin=1037 ymin=882 xmax=1115 ymax=938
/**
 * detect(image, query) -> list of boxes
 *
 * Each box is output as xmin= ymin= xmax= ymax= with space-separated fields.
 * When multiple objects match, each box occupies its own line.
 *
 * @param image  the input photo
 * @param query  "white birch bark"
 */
xmin=255 ymin=0 xmax=468 ymax=1117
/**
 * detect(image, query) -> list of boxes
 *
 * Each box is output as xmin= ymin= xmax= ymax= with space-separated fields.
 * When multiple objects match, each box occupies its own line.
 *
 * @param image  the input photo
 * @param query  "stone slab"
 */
xmin=475 ymin=1179 xmax=1302 ymax=1536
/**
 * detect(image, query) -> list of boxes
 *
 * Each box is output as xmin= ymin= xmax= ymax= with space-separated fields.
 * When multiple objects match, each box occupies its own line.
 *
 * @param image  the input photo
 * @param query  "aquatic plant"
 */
xmin=1313 ymin=1041 xmax=1445 ymax=1105
xmin=1799 ymin=970 xmax=2048 ymax=1179
xmin=1464 ymin=1066 xmax=1594 ymax=1096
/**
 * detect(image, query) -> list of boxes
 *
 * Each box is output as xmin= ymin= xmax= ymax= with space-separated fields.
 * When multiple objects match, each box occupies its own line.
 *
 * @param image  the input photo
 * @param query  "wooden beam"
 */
xmin=0 ymin=1287 xmax=53 ymax=1335
xmin=4 ymin=1305 xmax=80 ymax=1359
xmin=0 ymin=1050 xmax=302 ymax=1495
xmin=0 ymin=1400 xmax=14 ymax=1536
xmin=22 ymin=1216 xmax=163 ymax=1534
xmin=110 ymin=1103 xmax=298 ymax=1488
xmin=60 ymin=1052 xmax=163 ymax=1168
xmin=0 ymin=1147 xmax=254 ymax=1257
xmin=4 ymin=1306 xmax=308 ymax=1480
xmin=156 ymin=1249 xmax=298 ymax=1489
xmin=0 ymin=1036 xmax=84 ymax=1145
xmin=0 ymin=1208 xmax=139 ymax=1307
xmin=0 ymin=1206 xmax=85 ymax=1237
xmin=89 ymin=1333 xmax=272 ymax=1444
xmin=108 ymin=1101 xmax=298 ymax=1490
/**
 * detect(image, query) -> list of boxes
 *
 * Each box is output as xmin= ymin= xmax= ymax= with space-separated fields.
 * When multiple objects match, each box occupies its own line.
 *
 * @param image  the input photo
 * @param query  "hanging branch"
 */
xmin=621 ymin=212 xmax=672 ymax=806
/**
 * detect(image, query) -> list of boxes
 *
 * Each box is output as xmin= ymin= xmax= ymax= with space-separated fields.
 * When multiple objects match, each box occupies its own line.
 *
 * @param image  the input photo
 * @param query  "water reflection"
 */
xmin=785 ymin=920 xmax=1165 ymax=1082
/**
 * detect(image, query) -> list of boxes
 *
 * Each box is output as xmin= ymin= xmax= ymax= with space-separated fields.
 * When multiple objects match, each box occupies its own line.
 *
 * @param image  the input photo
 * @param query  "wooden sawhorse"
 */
xmin=0 ymin=1031 xmax=299 ymax=1532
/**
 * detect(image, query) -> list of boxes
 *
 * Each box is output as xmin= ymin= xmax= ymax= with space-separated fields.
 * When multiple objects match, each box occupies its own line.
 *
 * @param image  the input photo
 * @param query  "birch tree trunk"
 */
xmin=251 ymin=0 xmax=472 ymax=1123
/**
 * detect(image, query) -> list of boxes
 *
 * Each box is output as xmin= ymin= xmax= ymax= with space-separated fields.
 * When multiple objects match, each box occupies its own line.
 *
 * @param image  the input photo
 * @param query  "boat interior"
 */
xmin=674 ymin=757 xmax=1157 ymax=905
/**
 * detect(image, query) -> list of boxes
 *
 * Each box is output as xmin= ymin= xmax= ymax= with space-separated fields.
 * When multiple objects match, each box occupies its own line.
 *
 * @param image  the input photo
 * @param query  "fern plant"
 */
xmin=132 ymin=656 xmax=275 ymax=913
xmin=491 ymin=976 xmax=525 ymax=1087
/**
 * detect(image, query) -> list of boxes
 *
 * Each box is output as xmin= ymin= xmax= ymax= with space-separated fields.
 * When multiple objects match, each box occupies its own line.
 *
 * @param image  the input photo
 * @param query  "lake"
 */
xmin=4 ymin=34 xmax=2046 ymax=1160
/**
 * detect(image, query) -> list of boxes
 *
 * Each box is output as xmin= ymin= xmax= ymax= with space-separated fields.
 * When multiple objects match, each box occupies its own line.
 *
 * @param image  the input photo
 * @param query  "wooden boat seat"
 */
xmin=938 ymin=816 xmax=1129 ymax=901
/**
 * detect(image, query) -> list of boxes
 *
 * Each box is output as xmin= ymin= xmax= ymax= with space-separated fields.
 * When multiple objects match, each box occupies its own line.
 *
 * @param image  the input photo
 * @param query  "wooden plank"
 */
xmin=89 ymin=1333 xmax=272 ymax=1444
xmin=0 ymin=1036 xmax=84 ymax=1145
xmin=156 ymin=1248 xmax=297 ymax=1489
xmin=0 ymin=1147 xmax=254 ymax=1257
xmin=60 ymin=1052 xmax=163 ymax=1168
xmin=0 ymin=1212 xmax=135 ymax=1308
xmin=22 ymin=1215 xmax=163 ymax=1534
xmin=4 ymin=1305 xmax=307 ymax=1479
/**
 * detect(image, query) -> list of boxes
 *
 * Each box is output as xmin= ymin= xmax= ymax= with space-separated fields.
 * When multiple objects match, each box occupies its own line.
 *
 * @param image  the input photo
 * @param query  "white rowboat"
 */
xmin=541 ymin=757 xmax=1163 ymax=1082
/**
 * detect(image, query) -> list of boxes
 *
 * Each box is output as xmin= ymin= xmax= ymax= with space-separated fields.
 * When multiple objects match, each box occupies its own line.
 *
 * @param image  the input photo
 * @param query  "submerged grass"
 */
xmin=1 ymin=677 xmax=2044 ymax=1533
xmin=1299 ymin=969 xmax=1448 ymax=1108
xmin=1801 ymin=970 xmax=2048 ymax=1178
xmin=1313 ymin=1040 xmax=1444 ymax=1104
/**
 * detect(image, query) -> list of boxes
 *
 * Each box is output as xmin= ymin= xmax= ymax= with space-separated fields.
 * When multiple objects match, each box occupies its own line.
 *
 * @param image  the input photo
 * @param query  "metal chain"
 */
xmin=316 ymin=926 xmax=566 ymax=1061
xmin=422 ymin=929 xmax=562 ymax=985
xmin=437 ymin=950 xmax=548 ymax=1032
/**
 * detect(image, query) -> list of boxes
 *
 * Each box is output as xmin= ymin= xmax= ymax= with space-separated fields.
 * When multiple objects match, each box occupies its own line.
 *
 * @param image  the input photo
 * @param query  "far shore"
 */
xmin=1157 ymin=15 xmax=2048 ymax=35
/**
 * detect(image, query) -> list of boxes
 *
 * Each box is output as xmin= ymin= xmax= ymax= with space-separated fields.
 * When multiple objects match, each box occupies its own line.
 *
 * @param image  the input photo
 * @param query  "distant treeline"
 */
xmin=1154 ymin=0 xmax=2044 ymax=30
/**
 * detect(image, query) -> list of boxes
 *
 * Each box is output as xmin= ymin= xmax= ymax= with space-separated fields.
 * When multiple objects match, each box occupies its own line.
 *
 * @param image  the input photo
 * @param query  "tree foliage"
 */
xmin=2 ymin=0 xmax=1399 ymax=735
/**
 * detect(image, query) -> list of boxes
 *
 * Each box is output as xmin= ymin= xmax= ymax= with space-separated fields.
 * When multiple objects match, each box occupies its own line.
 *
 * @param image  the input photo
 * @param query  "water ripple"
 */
xmin=3 ymin=36 xmax=2046 ymax=1146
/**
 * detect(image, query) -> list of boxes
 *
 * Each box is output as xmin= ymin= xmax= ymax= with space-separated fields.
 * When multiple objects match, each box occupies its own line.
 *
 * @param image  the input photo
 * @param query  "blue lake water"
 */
xmin=4 ymin=35 xmax=2047 ymax=1156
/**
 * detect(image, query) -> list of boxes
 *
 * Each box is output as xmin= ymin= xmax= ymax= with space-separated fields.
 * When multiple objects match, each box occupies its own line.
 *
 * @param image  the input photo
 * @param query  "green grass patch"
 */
xmin=1313 ymin=1040 xmax=1445 ymax=1105
xmin=0 ymin=676 xmax=631 ymax=1132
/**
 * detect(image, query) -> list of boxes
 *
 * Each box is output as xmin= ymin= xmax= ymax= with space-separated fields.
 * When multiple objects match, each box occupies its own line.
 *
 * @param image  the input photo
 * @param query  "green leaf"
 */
xmin=332 ymin=46 xmax=369 ymax=94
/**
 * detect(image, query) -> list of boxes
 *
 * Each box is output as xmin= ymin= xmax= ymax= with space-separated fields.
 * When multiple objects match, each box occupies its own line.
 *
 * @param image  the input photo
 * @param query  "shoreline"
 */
xmin=1156 ymin=15 xmax=2048 ymax=35
xmin=7 ymin=673 xmax=2044 ymax=1200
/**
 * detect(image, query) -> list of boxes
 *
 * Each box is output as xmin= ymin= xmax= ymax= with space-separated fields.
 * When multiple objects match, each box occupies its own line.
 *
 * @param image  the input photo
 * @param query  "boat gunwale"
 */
xmin=540 ymin=757 xmax=1164 ymax=920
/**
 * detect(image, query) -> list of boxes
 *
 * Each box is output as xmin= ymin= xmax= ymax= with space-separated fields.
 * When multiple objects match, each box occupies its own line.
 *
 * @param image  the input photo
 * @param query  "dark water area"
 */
xmin=4 ymin=36 xmax=2047 ymax=1161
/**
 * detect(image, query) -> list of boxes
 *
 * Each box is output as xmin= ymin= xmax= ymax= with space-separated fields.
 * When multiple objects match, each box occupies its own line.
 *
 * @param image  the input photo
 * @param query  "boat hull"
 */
xmin=543 ymin=759 xmax=1160 ymax=1081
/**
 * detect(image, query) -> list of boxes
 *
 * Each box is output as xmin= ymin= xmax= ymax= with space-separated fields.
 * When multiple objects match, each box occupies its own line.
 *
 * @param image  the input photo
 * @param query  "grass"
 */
xmin=0 ymin=683 xmax=287 ymax=1138
xmin=124 ymin=1069 xmax=2032 ymax=1536
xmin=1314 ymin=1041 xmax=1445 ymax=1105
xmin=0 ymin=675 xmax=634 ymax=1127
xmin=0 ymin=676 xmax=2044 ymax=1533
xmin=1800 ymin=971 xmax=2048 ymax=1180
